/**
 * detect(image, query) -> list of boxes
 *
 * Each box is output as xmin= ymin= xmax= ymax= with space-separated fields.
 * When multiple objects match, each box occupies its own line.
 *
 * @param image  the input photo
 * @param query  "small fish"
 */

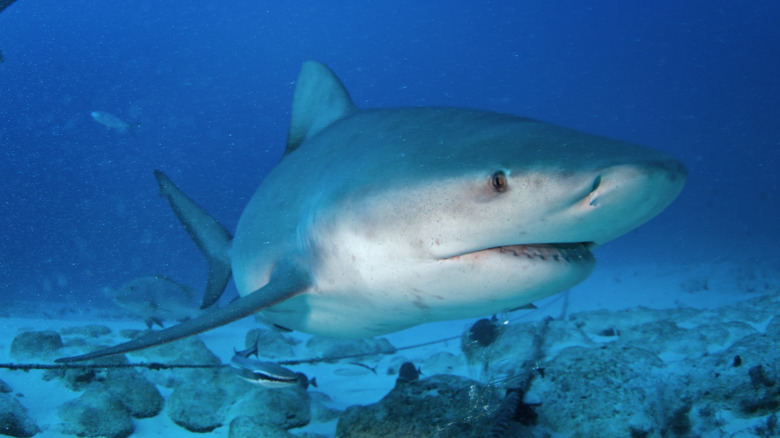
xmin=347 ymin=361 xmax=378 ymax=374
xmin=90 ymin=111 xmax=135 ymax=135
xmin=464 ymin=315 xmax=506 ymax=348
xmin=230 ymin=354 xmax=316 ymax=389
xmin=397 ymin=361 xmax=422 ymax=383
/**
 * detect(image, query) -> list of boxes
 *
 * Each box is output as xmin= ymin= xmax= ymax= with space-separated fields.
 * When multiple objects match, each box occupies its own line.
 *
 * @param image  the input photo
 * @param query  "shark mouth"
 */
xmin=493 ymin=242 xmax=595 ymax=263
xmin=442 ymin=242 xmax=595 ymax=263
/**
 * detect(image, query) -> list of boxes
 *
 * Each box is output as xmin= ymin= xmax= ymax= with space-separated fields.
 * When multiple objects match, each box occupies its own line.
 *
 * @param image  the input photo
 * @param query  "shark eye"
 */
xmin=490 ymin=170 xmax=508 ymax=193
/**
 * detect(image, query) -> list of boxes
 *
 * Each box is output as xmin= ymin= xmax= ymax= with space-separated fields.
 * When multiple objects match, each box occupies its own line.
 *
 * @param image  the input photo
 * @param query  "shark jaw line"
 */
xmin=439 ymin=242 xmax=596 ymax=263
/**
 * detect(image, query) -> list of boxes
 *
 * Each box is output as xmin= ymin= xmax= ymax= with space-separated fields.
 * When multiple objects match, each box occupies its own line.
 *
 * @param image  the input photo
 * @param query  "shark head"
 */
xmin=57 ymin=61 xmax=687 ymax=363
xmin=317 ymin=110 xmax=687 ymax=254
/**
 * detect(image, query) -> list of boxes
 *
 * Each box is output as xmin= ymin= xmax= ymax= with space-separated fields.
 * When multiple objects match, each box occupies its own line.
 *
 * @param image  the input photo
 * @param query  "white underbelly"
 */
xmin=260 ymin=246 xmax=594 ymax=337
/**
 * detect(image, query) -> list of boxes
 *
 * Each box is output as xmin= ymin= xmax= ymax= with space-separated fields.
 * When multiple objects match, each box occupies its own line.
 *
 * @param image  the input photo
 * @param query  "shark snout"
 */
xmin=657 ymin=157 xmax=689 ymax=184
xmin=589 ymin=157 xmax=687 ymax=203
xmin=574 ymin=156 xmax=687 ymax=245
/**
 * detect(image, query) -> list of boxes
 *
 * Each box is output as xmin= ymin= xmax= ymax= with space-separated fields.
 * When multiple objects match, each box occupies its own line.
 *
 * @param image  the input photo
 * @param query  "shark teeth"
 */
xmin=441 ymin=242 xmax=594 ymax=263
xmin=495 ymin=243 xmax=594 ymax=262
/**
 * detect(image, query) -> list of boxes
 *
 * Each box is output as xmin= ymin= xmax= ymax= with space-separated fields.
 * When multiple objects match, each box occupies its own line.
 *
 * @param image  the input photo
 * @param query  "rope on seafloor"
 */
xmin=278 ymin=333 xmax=462 ymax=366
xmin=0 ymin=333 xmax=464 ymax=371
xmin=0 ymin=362 xmax=228 ymax=371
xmin=2 ymin=293 xmax=556 ymax=373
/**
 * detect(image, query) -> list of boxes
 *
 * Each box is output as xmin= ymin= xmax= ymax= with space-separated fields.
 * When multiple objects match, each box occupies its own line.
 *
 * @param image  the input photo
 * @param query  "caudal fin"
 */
xmin=153 ymin=170 xmax=233 ymax=308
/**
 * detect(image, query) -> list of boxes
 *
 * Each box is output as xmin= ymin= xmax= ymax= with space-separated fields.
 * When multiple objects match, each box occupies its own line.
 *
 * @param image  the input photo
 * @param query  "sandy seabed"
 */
xmin=1 ymin=259 xmax=778 ymax=437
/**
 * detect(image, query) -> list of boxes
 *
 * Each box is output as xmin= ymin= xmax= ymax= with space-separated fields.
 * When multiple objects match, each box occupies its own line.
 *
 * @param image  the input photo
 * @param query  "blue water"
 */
xmin=1 ymin=0 xmax=778 ymax=307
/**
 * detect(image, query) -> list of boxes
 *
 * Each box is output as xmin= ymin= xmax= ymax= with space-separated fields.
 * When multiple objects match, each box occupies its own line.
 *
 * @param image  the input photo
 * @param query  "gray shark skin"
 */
xmin=57 ymin=61 xmax=686 ymax=362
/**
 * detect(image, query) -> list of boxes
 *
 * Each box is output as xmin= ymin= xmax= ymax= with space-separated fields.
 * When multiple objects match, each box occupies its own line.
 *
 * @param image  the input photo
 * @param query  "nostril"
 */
xmin=591 ymin=175 xmax=602 ymax=193
xmin=588 ymin=175 xmax=602 ymax=207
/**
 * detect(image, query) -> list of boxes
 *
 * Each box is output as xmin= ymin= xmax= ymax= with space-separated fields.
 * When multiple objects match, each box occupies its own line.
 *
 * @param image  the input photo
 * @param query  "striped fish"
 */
xmin=230 ymin=353 xmax=316 ymax=389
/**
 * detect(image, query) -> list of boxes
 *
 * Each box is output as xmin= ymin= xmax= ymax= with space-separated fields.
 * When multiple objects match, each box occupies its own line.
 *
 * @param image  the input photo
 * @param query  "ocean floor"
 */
xmin=1 ymin=259 xmax=779 ymax=437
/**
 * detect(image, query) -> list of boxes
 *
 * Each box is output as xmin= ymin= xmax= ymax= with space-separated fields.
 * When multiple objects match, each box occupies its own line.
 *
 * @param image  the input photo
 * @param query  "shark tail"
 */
xmin=153 ymin=170 xmax=233 ymax=309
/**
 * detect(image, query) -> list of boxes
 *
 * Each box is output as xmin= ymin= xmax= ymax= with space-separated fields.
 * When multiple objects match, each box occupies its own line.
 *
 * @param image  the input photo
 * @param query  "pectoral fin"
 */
xmin=56 ymin=260 xmax=310 ymax=363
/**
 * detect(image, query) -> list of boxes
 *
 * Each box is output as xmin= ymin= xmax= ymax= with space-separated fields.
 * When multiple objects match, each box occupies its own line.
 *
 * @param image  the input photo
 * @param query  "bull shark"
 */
xmin=58 ymin=61 xmax=686 ymax=363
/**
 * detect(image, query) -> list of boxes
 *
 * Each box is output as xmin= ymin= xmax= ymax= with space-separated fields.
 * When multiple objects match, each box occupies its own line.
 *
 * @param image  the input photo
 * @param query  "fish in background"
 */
xmin=104 ymin=276 xmax=202 ymax=328
xmin=90 ymin=111 xmax=137 ymax=135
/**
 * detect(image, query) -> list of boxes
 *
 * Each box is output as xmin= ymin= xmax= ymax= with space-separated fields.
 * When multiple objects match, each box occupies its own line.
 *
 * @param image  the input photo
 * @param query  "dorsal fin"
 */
xmin=285 ymin=61 xmax=357 ymax=156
